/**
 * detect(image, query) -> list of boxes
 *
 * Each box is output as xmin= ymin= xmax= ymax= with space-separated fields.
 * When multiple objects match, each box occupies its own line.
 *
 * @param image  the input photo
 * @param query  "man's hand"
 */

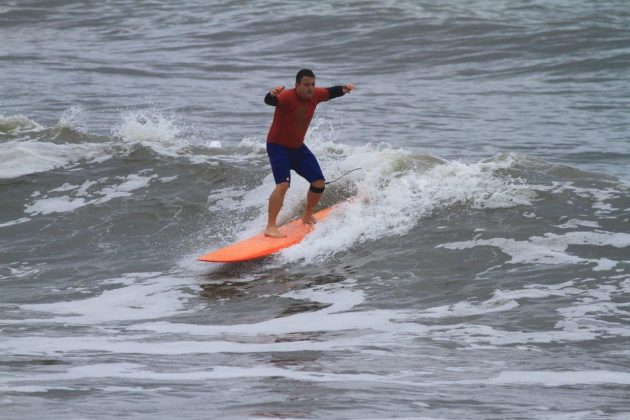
xmin=342 ymin=83 xmax=355 ymax=94
xmin=270 ymin=86 xmax=285 ymax=96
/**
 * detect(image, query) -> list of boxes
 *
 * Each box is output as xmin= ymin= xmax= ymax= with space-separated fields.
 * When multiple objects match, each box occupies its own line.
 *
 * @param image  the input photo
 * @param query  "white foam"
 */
xmin=0 ymin=113 xmax=42 ymax=133
xmin=17 ymin=272 xmax=195 ymax=324
xmin=238 ymin=136 xmax=266 ymax=152
xmin=0 ymin=140 xmax=110 ymax=179
xmin=0 ymin=217 xmax=30 ymax=228
xmin=414 ymin=287 xmax=573 ymax=319
xmin=50 ymin=182 xmax=81 ymax=193
xmin=5 ymin=362 xmax=628 ymax=392
xmin=113 ymin=110 xmax=179 ymax=144
xmin=556 ymin=219 xmax=601 ymax=229
xmin=93 ymin=173 xmax=158 ymax=201
xmin=1 ymin=333 xmax=384 ymax=356
xmin=0 ymin=108 xmax=117 ymax=179
xmin=423 ymin=279 xmax=630 ymax=347
xmin=24 ymin=196 xmax=88 ymax=216
xmin=159 ymin=175 xmax=178 ymax=183
xmin=466 ymin=370 xmax=630 ymax=386
xmin=0 ymin=362 xmax=418 ymax=388
xmin=129 ymin=283 xmax=420 ymax=338
xmin=427 ymin=322 xmax=601 ymax=346
xmin=540 ymin=182 xmax=621 ymax=216
xmin=24 ymin=173 xmax=158 ymax=215
xmin=440 ymin=231 xmax=630 ymax=272
xmin=4 ymin=274 xmax=629 ymax=371
xmin=54 ymin=106 xmax=87 ymax=133
xmin=110 ymin=109 xmax=226 ymax=160
xmin=1 ymin=264 xmax=40 ymax=281
xmin=4 ymin=280 xmax=430 ymax=360
xmin=207 ymin=186 xmax=250 ymax=211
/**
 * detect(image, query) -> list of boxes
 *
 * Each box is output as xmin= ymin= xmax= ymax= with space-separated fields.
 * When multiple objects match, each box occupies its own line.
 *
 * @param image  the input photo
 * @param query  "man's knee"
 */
xmin=275 ymin=182 xmax=290 ymax=193
xmin=309 ymin=179 xmax=325 ymax=194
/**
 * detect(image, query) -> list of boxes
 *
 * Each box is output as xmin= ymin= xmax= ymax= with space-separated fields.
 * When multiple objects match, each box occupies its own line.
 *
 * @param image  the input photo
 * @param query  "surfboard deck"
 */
xmin=197 ymin=206 xmax=334 ymax=263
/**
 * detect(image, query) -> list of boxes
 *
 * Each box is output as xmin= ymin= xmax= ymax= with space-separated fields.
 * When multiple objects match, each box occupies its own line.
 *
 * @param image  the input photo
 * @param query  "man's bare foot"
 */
xmin=264 ymin=226 xmax=286 ymax=238
xmin=302 ymin=214 xmax=317 ymax=225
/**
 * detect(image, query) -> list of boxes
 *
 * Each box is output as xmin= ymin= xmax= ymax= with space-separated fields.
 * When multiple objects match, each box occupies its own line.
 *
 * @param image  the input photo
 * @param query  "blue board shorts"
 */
xmin=266 ymin=143 xmax=325 ymax=185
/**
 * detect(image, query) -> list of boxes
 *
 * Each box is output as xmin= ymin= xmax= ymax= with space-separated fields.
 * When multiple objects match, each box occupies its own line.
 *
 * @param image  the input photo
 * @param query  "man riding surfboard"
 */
xmin=263 ymin=69 xmax=355 ymax=238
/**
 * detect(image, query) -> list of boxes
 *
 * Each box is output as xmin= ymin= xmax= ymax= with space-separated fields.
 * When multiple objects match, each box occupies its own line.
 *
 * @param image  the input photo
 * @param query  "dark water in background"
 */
xmin=1 ymin=1 xmax=630 ymax=418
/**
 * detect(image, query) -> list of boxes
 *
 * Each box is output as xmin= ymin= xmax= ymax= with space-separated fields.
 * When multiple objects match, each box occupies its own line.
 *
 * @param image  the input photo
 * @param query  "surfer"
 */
xmin=263 ymin=69 xmax=355 ymax=238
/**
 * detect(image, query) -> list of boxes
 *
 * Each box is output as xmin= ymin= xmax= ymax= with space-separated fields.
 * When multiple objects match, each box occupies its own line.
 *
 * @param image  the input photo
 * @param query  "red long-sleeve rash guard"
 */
xmin=265 ymin=86 xmax=344 ymax=149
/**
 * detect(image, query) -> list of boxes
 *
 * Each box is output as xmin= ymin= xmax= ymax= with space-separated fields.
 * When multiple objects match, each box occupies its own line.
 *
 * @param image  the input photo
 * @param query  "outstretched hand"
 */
xmin=343 ymin=83 xmax=355 ymax=94
xmin=270 ymin=86 xmax=285 ymax=96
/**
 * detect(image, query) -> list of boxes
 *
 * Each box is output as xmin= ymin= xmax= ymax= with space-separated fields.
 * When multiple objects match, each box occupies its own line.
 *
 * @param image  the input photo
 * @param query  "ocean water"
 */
xmin=1 ymin=1 xmax=630 ymax=419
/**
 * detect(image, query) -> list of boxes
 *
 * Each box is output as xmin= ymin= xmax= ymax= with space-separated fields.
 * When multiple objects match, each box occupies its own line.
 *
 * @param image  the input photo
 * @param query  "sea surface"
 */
xmin=1 ymin=1 xmax=630 ymax=419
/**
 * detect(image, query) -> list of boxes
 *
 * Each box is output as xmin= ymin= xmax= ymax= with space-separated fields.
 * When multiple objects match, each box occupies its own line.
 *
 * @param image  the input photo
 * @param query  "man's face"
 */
xmin=295 ymin=76 xmax=315 ymax=100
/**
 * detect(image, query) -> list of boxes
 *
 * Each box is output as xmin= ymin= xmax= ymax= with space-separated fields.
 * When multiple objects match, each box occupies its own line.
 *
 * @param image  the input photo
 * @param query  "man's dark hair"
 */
xmin=296 ymin=69 xmax=315 ymax=84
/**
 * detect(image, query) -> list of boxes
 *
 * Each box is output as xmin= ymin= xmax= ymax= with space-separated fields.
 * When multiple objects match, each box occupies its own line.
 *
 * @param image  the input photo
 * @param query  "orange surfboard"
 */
xmin=198 ymin=206 xmax=334 ymax=263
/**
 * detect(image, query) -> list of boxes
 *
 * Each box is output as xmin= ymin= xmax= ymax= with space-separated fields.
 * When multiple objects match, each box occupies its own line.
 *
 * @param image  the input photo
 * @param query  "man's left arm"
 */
xmin=326 ymin=83 xmax=355 ymax=100
xmin=264 ymin=86 xmax=285 ymax=106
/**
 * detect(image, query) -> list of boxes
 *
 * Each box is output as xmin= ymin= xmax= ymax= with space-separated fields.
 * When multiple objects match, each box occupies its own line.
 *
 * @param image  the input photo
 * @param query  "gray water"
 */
xmin=1 ymin=1 xmax=630 ymax=419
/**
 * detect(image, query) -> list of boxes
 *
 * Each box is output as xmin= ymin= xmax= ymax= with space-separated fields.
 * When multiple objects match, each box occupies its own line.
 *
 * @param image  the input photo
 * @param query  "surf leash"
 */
xmin=325 ymin=168 xmax=362 ymax=185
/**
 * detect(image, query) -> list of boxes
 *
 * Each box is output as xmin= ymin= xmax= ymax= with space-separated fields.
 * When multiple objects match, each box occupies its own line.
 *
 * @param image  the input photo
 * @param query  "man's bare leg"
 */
xmin=302 ymin=179 xmax=325 ymax=225
xmin=265 ymin=182 xmax=289 ymax=238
